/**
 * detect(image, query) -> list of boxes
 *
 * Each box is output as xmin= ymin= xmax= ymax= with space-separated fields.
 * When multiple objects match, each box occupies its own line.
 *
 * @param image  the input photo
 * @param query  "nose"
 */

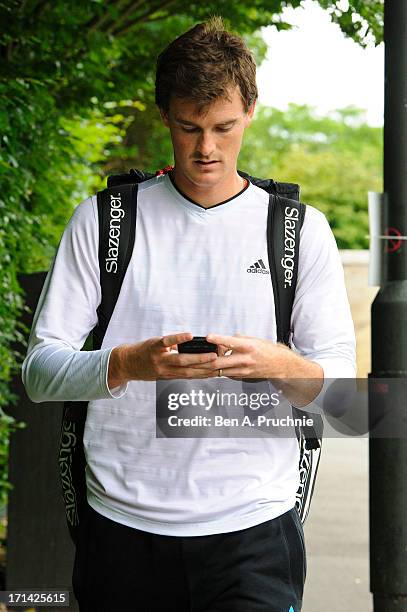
xmin=196 ymin=131 xmax=216 ymax=158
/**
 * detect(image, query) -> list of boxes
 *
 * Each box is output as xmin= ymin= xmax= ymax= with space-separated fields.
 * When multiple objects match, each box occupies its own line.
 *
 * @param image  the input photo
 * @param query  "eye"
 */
xmin=181 ymin=127 xmax=199 ymax=133
xmin=216 ymin=126 xmax=233 ymax=132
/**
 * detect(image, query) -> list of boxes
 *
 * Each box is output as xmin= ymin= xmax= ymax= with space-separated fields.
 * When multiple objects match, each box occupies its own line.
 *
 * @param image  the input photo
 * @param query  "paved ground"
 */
xmin=301 ymin=253 xmax=374 ymax=611
xmin=302 ymin=437 xmax=371 ymax=611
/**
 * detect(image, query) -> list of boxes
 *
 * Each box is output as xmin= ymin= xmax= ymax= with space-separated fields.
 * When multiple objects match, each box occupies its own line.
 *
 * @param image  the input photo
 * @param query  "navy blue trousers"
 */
xmin=72 ymin=503 xmax=306 ymax=612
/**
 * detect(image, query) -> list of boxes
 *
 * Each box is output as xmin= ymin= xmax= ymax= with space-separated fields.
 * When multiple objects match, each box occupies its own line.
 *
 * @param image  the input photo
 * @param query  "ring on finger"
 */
xmin=218 ymin=369 xmax=223 ymax=377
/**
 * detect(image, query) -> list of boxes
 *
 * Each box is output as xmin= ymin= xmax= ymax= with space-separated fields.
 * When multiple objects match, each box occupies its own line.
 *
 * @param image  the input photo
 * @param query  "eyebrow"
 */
xmin=174 ymin=117 xmax=239 ymax=128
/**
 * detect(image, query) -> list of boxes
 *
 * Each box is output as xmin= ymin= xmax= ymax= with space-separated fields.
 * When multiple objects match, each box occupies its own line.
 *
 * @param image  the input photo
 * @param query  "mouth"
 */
xmin=194 ymin=160 xmax=219 ymax=167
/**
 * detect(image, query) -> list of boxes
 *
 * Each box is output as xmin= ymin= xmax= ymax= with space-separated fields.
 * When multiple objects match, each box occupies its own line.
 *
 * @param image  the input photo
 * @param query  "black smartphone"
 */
xmin=178 ymin=336 xmax=218 ymax=354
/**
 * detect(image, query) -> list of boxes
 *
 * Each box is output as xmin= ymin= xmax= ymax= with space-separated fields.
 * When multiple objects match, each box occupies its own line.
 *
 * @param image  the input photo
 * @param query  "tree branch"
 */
xmin=96 ymin=0 xmax=143 ymax=34
xmin=111 ymin=0 xmax=179 ymax=36
xmin=105 ymin=0 xmax=148 ymax=35
xmin=137 ymin=0 xmax=179 ymax=24
xmin=137 ymin=12 xmax=172 ymax=24
xmin=87 ymin=0 xmax=137 ymax=34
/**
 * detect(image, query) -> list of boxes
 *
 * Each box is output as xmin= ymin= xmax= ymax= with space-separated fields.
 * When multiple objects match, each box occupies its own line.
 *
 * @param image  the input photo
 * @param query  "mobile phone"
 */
xmin=178 ymin=336 xmax=218 ymax=354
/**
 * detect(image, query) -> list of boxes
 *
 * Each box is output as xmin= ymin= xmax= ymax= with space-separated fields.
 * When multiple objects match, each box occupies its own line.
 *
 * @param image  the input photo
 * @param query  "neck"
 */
xmin=171 ymin=167 xmax=246 ymax=208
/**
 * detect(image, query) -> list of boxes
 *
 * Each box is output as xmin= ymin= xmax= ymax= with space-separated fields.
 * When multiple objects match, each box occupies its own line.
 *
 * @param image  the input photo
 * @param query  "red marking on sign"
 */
xmin=385 ymin=227 xmax=402 ymax=253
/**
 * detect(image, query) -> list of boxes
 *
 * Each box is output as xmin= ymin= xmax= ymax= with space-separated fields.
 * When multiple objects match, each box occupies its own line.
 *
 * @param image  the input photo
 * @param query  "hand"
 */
xmin=109 ymin=332 xmax=218 ymax=385
xmin=205 ymin=333 xmax=290 ymax=380
xmin=206 ymin=333 xmax=324 ymax=406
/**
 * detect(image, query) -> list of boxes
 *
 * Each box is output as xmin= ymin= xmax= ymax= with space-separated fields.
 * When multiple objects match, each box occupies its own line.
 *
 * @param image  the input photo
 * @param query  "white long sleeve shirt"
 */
xmin=22 ymin=173 xmax=356 ymax=536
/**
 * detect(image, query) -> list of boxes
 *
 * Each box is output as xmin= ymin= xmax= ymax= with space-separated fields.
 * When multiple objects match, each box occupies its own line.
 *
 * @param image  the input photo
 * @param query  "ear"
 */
xmin=160 ymin=108 xmax=170 ymax=128
xmin=245 ymin=100 xmax=256 ymax=126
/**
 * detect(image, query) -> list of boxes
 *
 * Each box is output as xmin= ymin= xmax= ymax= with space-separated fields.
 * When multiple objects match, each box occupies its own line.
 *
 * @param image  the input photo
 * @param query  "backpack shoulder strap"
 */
xmin=60 ymin=180 xmax=138 ymax=545
xmin=266 ymin=193 xmax=323 ymax=448
xmin=240 ymin=169 xmax=303 ymax=345
xmin=266 ymin=193 xmax=305 ymax=346
xmin=239 ymin=169 xmax=300 ymax=202
xmin=92 ymin=182 xmax=138 ymax=350
xmin=266 ymin=191 xmax=323 ymax=524
xmin=92 ymin=167 xmax=173 ymax=348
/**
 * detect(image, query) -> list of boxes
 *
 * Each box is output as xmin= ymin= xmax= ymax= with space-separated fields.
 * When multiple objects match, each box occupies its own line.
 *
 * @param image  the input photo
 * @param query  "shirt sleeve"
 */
xmin=21 ymin=196 xmax=129 ymax=403
xmin=291 ymin=205 xmax=357 ymax=382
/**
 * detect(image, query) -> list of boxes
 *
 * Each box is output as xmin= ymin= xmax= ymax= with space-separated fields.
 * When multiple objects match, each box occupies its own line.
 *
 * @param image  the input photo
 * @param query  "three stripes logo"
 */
xmin=247 ymin=258 xmax=270 ymax=274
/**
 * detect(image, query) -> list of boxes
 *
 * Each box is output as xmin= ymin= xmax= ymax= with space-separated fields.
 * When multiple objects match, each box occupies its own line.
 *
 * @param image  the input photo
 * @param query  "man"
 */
xmin=22 ymin=16 xmax=356 ymax=612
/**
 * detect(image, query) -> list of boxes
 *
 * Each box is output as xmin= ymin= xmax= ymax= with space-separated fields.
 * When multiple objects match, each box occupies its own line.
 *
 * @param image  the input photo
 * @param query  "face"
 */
xmin=160 ymin=86 xmax=255 ymax=190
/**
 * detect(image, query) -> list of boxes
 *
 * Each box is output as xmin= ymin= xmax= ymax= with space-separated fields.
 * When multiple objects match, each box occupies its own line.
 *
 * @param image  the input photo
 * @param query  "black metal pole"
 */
xmin=370 ymin=1 xmax=407 ymax=610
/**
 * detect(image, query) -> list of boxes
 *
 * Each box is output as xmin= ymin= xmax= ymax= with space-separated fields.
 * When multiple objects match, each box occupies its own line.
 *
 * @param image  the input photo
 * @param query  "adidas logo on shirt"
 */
xmin=247 ymin=259 xmax=270 ymax=274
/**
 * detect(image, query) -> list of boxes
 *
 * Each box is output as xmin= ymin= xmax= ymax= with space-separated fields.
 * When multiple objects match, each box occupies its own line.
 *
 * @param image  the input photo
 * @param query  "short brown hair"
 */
xmin=155 ymin=16 xmax=258 ymax=114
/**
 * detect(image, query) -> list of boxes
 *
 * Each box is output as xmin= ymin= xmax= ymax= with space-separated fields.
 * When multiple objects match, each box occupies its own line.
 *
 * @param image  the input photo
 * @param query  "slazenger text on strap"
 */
xmin=105 ymin=193 xmax=125 ymax=273
xmin=281 ymin=206 xmax=299 ymax=288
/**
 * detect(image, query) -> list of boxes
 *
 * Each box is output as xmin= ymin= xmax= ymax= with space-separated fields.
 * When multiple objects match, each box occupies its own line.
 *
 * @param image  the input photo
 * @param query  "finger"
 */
xmin=159 ymin=332 xmax=193 ymax=349
xmin=161 ymin=368 xmax=220 ymax=380
xmin=204 ymin=356 xmax=243 ymax=370
xmin=219 ymin=368 xmax=262 ymax=378
xmin=217 ymin=345 xmax=228 ymax=357
xmin=227 ymin=376 xmax=269 ymax=382
xmin=163 ymin=352 xmax=218 ymax=367
xmin=206 ymin=333 xmax=247 ymax=350
xmin=225 ymin=376 xmax=268 ymax=382
xmin=186 ymin=361 xmax=222 ymax=372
